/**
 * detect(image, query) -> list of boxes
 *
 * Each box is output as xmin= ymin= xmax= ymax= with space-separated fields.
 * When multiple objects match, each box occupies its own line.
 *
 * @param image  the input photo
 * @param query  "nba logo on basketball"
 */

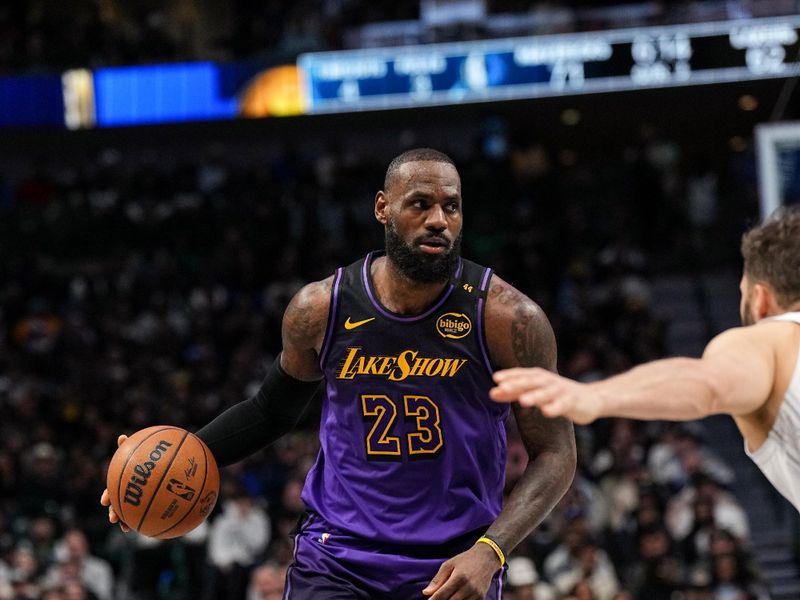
xmin=166 ymin=479 xmax=196 ymax=501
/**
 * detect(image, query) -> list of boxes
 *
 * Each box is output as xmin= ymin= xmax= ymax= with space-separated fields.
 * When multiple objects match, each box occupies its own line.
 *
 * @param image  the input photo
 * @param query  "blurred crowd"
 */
xmin=0 ymin=0 xmax=787 ymax=73
xmin=0 ymin=125 xmax=765 ymax=600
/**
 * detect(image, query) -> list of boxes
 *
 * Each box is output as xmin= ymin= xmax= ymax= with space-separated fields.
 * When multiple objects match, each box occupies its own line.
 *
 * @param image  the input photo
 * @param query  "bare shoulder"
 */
xmin=707 ymin=321 xmax=800 ymax=377
xmin=485 ymin=274 xmax=556 ymax=370
xmin=704 ymin=322 xmax=784 ymax=358
xmin=282 ymin=275 xmax=335 ymax=352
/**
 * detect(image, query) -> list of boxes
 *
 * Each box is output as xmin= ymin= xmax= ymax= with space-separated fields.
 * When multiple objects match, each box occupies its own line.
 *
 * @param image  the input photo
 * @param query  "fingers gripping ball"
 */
xmin=106 ymin=426 xmax=219 ymax=539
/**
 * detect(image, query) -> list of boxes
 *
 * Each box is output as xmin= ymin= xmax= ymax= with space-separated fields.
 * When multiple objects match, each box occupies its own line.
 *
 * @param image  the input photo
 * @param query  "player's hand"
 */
xmin=422 ymin=543 xmax=500 ymax=599
xmin=490 ymin=367 xmax=599 ymax=425
xmin=100 ymin=434 xmax=130 ymax=533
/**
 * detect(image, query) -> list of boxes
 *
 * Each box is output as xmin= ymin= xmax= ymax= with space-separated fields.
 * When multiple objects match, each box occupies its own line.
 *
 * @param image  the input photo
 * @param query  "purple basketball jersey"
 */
xmin=301 ymin=251 xmax=509 ymax=545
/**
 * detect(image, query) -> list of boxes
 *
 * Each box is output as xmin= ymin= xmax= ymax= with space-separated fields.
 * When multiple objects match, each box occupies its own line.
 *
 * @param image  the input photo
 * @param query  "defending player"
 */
xmin=102 ymin=148 xmax=576 ymax=599
xmin=491 ymin=207 xmax=800 ymax=512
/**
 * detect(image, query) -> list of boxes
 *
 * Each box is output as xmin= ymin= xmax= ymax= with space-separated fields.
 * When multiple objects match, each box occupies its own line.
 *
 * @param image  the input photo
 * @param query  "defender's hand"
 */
xmin=422 ymin=543 xmax=500 ymax=599
xmin=100 ymin=434 xmax=130 ymax=533
xmin=490 ymin=367 xmax=599 ymax=425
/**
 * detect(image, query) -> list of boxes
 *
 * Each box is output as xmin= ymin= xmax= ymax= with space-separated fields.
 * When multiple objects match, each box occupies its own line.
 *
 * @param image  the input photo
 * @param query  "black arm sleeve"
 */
xmin=195 ymin=358 xmax=321 ymax=467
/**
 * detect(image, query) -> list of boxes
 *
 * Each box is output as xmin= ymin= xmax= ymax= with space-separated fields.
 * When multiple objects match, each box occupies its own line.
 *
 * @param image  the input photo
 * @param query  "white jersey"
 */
xmin=745 ymin=311 xmax=800 ymax=510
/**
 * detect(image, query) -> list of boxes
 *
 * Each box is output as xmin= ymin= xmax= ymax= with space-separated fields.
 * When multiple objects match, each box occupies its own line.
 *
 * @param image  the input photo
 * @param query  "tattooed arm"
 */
xmin=424 ymin=275 xmax=575 ymax=599
xmin=481 ymin=275 xmax=576 ymax=551
xmin=279 ymin=276 xmax=333 ymax=380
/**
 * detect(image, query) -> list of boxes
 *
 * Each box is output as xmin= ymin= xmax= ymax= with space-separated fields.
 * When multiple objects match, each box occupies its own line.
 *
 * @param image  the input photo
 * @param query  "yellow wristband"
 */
xmin=476 ymin=536 xmax=505 ymax=566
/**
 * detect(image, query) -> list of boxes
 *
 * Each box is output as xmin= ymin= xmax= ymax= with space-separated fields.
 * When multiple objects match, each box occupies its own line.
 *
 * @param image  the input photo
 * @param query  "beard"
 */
xmin=385 ymin=221 xmax=462 ymax=284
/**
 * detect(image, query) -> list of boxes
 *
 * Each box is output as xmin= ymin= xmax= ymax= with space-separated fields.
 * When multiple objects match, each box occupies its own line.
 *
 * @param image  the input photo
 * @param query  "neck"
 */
xmin=371 ymin=255 xmax=449 ymax=315
xmin=766 ymin=302 xmax=800 ymax=318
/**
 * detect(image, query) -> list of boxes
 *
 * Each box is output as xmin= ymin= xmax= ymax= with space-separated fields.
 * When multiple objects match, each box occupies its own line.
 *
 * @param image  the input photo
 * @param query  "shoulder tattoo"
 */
xmin=510 ymin=296 xmax=556 ymax=370
xmin=282 ymin=278 xmax=333 ymax=350
xmin=486 ymin=279 xmax=557 ymax=370
xmin=488 ymin=281 xmax=520 ymax=306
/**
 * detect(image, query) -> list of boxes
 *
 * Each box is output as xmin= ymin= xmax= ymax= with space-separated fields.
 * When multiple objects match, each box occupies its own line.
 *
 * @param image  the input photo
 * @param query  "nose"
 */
xmin=425 ymin=204 xmax=447 ymax=231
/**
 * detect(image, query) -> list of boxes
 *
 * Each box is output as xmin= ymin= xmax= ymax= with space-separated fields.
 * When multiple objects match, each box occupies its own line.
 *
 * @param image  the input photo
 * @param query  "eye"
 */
xmin=445 ymin=202 xmax=460 ymax=214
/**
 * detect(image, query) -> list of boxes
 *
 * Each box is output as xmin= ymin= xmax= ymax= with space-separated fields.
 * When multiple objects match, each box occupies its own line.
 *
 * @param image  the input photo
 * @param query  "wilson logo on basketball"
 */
xmin=436 ymin=313 xmax=472 ymax=339
xmin=123 ymin=440 xmax=173 ymax=507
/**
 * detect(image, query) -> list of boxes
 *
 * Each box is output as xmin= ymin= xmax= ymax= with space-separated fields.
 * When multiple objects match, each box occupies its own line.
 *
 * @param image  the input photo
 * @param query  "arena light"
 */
xmin=62 ymin=69 xmax=96 ymax=129
xmin=561 ymin=108 xmax=581 ymax=126
xmin=738 ymin=94 xmax=759 ymax=111
xmin=729 ymin=135 xmax=748 ymax=151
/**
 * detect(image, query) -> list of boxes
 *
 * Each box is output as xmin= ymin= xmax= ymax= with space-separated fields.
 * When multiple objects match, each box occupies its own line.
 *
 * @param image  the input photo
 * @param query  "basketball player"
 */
xmin=491 ymin=207 xmax=800 ymax=512
xmin=101 ymin=148 xmax=577 ymax=599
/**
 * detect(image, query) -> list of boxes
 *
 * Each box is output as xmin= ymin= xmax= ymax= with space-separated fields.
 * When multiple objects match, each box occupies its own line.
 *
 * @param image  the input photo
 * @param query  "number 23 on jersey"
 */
xmin=361 ymin=394 xmax=443 ymax=460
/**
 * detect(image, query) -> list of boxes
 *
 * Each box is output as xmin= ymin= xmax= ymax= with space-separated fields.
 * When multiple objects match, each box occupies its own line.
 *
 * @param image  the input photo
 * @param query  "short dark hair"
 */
xmin=384 ymin=148 xmax=456 ymax=190
xmin=741 ymin=206 xmax=800 ymax=306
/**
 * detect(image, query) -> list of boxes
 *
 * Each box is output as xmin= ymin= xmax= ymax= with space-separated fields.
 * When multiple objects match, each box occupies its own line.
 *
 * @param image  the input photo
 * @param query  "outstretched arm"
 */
xmin=491 ymin=324 xmax=775 ymax=424
xmin=424 ymin=276 xmax=576 ymax=599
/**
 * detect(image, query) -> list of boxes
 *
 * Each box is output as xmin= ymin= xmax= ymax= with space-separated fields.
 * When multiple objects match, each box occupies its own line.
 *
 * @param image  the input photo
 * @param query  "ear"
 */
xmin=375 ymin=190 xmax=388 ymax=225
xmin=751 ymin=282 xmax=782 ymax=320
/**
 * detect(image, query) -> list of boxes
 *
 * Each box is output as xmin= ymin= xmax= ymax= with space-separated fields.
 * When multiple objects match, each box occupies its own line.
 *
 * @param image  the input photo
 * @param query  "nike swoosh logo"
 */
xmin=344 ymin=317 xmax=376 ymax=330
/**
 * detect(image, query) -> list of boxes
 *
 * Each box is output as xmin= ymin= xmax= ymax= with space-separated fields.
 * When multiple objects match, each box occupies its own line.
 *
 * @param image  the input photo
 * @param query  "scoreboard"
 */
xmin=2 ymin=15 xmax=799 ymax=128
xmin=299 ymin=15 xmax=800 ymax=113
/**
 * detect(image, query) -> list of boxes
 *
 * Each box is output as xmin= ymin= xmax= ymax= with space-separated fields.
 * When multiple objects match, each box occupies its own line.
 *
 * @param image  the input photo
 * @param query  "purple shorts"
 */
xmin=283 ymin=513 xmax=505 ymax=600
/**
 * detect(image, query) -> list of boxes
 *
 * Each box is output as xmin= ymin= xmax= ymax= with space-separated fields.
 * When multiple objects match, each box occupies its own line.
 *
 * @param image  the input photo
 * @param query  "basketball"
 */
xmin=106 ymin=426 xmax=219 ymax=539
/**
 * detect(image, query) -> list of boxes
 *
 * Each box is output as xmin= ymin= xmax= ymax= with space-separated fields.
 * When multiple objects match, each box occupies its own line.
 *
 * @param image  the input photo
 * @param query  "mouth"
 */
xmin=417 ymin=236 xmax=450 ymax=254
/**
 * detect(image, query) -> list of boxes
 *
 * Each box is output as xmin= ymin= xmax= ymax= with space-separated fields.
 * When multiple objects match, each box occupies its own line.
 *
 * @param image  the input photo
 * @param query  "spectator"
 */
xmin=246 ymin=562 xmax=284 ymax=600
xmin=543 ymin=517 xmax=620 ymax=600
xmin=26 ymin=516 xmax=58 ymax=570
xmin=60 ymin=579 xmax=98 ymax=600
xmin=4 ymin=545 xmax=41 ymax=600
xmin=626 ymin=527 xmax=684 ymax=600
xmin=16 ymin=443 xmax=65 ymax=518
xmin=41 ymin=528 xmax=113 ymax=600
xmin=666 ymin=474 xmax=749 ymax=543
xmin=710 ymin=552 xmax=769 ymax=600
xmin=504 ymin=555 xmax=557 ymax=600
xmin=205 ymin=484 xmax=271 ymax=600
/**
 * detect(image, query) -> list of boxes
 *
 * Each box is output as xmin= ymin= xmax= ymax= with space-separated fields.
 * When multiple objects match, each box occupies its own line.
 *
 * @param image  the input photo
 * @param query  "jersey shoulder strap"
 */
xmin=449 ymin=258 xmax=493 ymax=305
